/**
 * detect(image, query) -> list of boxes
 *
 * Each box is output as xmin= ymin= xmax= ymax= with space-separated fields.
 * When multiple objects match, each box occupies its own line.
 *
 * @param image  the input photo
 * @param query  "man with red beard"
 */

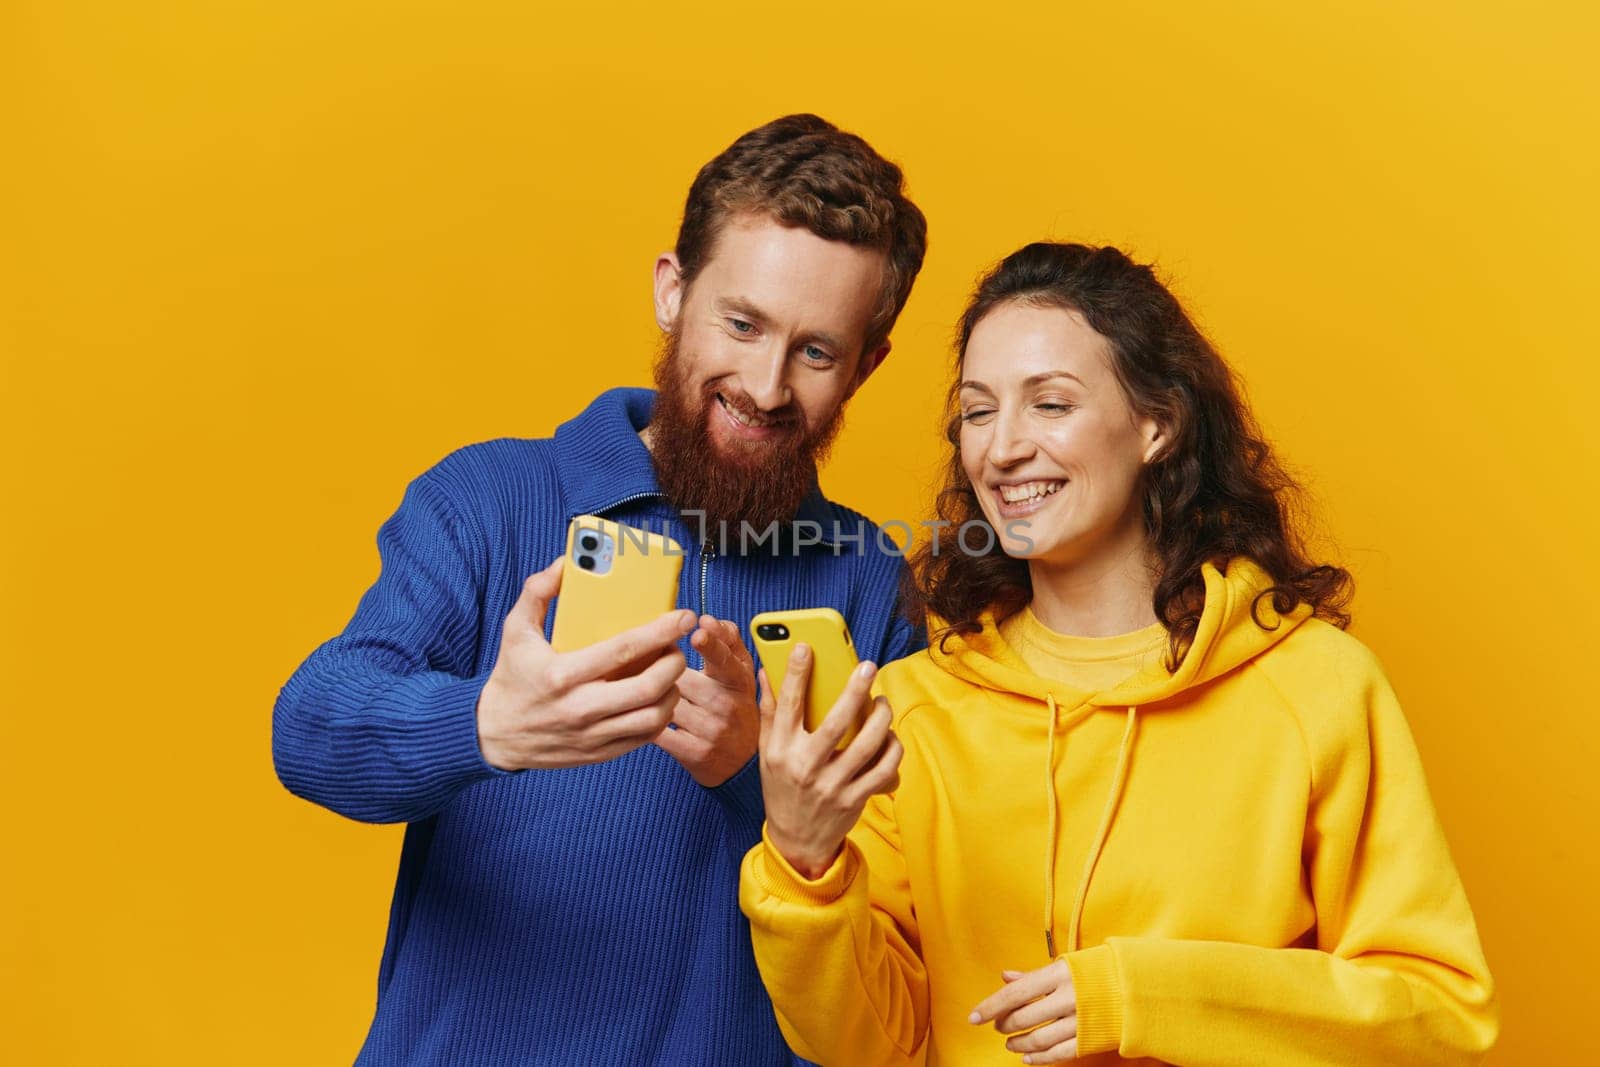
xmin=274 ymin=113 xmax=927 ymax=1065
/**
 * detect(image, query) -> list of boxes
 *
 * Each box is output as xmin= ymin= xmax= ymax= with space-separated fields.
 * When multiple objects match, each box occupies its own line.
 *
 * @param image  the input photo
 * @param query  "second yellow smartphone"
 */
xmin=750 ymin=607 xmax=862 ymax=748
xmin=550 ymin=515 xmax=683 ymax=652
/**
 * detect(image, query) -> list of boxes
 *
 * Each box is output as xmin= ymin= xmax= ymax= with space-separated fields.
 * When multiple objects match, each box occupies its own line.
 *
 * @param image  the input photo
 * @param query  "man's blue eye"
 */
xmin=804 ymin=345 xmax=829 ymax=362
xmin=729 ymin=319 xmax=754 ymax=334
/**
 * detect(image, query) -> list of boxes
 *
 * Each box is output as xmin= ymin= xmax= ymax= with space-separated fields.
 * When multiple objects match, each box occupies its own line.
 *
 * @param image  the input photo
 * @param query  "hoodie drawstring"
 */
xmin=1044 ymin=694 xmax=1061 ymax=957
xmin=1045 ymin=700 xmax=1140 ymax=958
xmin=1068 ymin=706 xmax=1138 ymax=955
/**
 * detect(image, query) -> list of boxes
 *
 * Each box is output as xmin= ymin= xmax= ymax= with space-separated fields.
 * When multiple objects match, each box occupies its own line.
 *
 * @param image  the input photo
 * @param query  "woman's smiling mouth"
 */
xmin=992 ymin=479 xmax=1066 ymax=517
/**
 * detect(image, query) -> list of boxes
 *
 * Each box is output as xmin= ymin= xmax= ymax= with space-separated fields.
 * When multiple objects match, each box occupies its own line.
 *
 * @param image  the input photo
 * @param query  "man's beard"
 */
xmin=648 ymin=328 xmax=846 ymax=545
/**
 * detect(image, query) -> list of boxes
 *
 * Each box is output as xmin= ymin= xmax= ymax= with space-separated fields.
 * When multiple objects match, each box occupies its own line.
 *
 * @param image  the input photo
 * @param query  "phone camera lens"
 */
xmin=577 ymin=555 xmax=596 ymax=571
xmin=579 ymin=534 xmax=600 ymax=552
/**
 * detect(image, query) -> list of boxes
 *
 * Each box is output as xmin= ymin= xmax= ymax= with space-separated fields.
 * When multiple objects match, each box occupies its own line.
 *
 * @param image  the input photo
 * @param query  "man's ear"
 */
xmin=653 ymin=253 xmax=683 ymax=332
xmin=846 ymin=340 xmax=892 ymax=400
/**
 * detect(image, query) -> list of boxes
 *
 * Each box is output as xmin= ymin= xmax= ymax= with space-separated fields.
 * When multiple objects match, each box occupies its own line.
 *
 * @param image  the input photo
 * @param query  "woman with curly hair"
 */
xmin=739 ymin=243 xmax=1498 ymax=1065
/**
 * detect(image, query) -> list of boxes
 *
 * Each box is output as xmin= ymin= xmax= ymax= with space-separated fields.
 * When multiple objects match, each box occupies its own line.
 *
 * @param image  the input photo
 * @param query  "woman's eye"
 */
xmin=1037 ymin=402 xmax=1075 ymax=414
xmin=960 ymin=409 xmax=995 ymax=423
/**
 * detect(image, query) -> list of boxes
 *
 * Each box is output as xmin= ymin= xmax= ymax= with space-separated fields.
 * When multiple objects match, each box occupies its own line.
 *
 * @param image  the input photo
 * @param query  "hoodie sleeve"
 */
xmin=272 ymin=469 xmax=510 ymax=824
xmin=740 ymin=785 xmax=930 ymax=1066
xmin=1064 ymin=645 xmax=1498 ymax=1065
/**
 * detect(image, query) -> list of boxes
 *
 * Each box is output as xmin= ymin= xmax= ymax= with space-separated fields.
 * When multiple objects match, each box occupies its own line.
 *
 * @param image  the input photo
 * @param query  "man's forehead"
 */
xmin=694 ymin=215 xmax=885 ymax=327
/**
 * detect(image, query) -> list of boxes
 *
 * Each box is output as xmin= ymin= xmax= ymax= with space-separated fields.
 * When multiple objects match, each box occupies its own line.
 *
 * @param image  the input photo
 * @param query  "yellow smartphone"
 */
xmin=550 ymin=515 xmax=684 ymax=652
xmin=750 ymin=607 xmax=862 ymax=748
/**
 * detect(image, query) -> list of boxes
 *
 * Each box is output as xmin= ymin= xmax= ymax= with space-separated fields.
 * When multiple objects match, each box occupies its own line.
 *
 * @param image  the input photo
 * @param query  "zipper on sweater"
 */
xmin=581 ymin=490 xmax=665 ymax=515
xmin=699 ymin=546 xmax=714 ymax=616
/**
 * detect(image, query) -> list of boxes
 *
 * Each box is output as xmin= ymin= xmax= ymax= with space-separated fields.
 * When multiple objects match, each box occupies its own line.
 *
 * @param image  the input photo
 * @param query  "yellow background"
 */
xmin=4 ymin=1 xmax=1595 ymax=1062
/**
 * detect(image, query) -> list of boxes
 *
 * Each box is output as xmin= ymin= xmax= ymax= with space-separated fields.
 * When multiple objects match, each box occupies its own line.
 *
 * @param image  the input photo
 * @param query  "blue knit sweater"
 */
xmin=273 ymin=388 xmax=923 ymax=1065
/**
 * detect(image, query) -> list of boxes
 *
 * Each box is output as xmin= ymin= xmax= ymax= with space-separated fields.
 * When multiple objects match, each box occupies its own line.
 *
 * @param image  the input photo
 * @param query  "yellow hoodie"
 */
xmin=740 ymin=558 xmax=1497 ymax=1065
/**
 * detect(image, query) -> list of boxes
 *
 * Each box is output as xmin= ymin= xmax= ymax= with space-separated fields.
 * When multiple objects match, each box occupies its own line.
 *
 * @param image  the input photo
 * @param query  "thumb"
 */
xmin=509 ymin=556 xmax=564 ymax=637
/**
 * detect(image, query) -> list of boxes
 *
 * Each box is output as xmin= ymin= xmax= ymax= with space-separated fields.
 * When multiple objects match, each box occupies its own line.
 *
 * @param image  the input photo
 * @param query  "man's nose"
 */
xmin=744 ymin=346 xmax=793 ymax=411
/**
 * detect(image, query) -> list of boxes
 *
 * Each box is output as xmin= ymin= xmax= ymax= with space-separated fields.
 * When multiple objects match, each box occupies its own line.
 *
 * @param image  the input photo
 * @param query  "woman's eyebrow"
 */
xmin=1022 ymin=370 xmax=1085 ymax=388
xmin=959 ymin=371 xmax=1085 ymax=392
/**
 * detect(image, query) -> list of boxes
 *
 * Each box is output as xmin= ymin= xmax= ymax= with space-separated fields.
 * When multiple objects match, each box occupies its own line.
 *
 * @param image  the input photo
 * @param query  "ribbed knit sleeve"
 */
xmin=709 ymin=753 xmax=766 ymax=850
xmin=273 ymin=469 xmax=510 ymax=824
xmin=271 ymin=397 xmax=920 ymax=1064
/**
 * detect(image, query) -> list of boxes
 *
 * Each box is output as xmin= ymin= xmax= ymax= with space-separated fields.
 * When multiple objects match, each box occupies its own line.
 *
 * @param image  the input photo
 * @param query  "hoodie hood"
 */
xmin=923 ymin=556 xmax=1315 ymax=960
xmin=928 ymin=557 xmax=1312 ymax=710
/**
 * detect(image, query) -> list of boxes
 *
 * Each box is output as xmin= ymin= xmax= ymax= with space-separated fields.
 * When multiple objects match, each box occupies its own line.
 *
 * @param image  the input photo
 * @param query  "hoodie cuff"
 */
xmin=1066 ymin=943 xmax=1124 ymax=1056
xmin=749 ymin=825 xmax=857 ymax=906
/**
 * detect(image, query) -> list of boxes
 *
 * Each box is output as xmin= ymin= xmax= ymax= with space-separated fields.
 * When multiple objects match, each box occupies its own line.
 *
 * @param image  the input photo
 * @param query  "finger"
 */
xmin=508 ymin=557 xmax=564 ymax=637
xmin=812 ymin=660 xmax=878 ymax=751
xmin=718 ymin=618 xmax=756 ymax=668
xmin=997 ymin=988 xmax=1076 ymax=1036
xmin=665 ymin=690 xmax=719 ymax=738
xmin=575 ymin=648 xmax=685 ymax=720
xmin=774 ymin=643 xmax=812 ymax=735
xmin=969 ymin=966 xmax=1058 ymax=1024
xmin=588 ymin=724 xmax=671 ymax=764
xmin=828 ymin=694 xmax=893 ymax=784
xmin=693 ymin=614 xmax=738 ymax=654
xmin=756 ymin=667 xmax=777 ymax=738
xmin=671 ymin=669 xmax=720 ymax=718
xmin=845 ymin=732 xmax=903 ymax=806
xmin=694 ymin=621 xmax=753 ymax=690
xmin=558 ymin=608 xmax=696 ymax=686
xmin=671 ymin=668 xmax=749 ymax=732
xmin=653 ymin=715 xmax=712 ymax=763
xmin=716 ymin=614 xmax=758 ymax=671
xmin=998 ymin=1011 xmax=1075 ymax=1049
xmin=1020 ymin=1036 xmax=1078 ymax=1065
xmin=592 ymin=685 xmax=679 ymax=745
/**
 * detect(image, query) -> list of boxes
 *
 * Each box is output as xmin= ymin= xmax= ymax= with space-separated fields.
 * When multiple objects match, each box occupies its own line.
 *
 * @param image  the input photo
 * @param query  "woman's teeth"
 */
xmin=999 ymin=480 xmax=1065 ymax=504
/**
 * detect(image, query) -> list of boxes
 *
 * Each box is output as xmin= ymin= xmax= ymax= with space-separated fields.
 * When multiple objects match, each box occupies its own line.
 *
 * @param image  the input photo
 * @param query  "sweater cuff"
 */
xmin=748 ymin=825 xmax=857 ymax=906
xmin=401 ymin=671 xmax=516 ymax=786
xmin=1066 ymin=943 xmax=1124 ymax=1056
xmin=708 ymin=753 xmax=765 ymax=844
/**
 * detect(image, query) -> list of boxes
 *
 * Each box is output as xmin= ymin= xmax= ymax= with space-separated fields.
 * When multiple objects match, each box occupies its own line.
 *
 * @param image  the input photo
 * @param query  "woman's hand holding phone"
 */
xmin=756 ymin=644 xmax=904 ymax=880
xmin=476 ymin=557 xmax=697 ymax=771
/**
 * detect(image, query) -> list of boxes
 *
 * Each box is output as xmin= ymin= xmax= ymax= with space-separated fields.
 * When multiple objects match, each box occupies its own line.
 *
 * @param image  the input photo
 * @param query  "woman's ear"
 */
xmin=653 ymin=253 xmax=683 ymax=332
xmin=1139 ymin=415 xmax=1169 ymax=465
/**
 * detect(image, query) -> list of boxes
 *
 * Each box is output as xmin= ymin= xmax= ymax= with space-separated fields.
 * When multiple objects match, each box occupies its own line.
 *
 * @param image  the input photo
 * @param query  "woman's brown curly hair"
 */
xmin=905 ymin=242 xmax=1352 ymax=669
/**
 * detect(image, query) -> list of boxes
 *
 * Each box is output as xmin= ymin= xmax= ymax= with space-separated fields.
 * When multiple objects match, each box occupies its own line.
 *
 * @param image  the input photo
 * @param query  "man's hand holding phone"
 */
xmin=756 ymin=645 xmax=904 ymax=880
xmin=476 ymin=557 xmax=695 ymax=771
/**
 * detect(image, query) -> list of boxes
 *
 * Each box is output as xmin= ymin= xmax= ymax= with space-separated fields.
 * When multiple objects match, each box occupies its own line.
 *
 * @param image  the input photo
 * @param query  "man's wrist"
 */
xmin=474 ymin=676 xmax=522 ymax=772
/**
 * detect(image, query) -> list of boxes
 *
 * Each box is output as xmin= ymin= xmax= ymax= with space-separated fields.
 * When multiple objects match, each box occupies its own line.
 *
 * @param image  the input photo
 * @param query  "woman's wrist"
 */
xmin=767 ymin=827 xmax=844 ymax=881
